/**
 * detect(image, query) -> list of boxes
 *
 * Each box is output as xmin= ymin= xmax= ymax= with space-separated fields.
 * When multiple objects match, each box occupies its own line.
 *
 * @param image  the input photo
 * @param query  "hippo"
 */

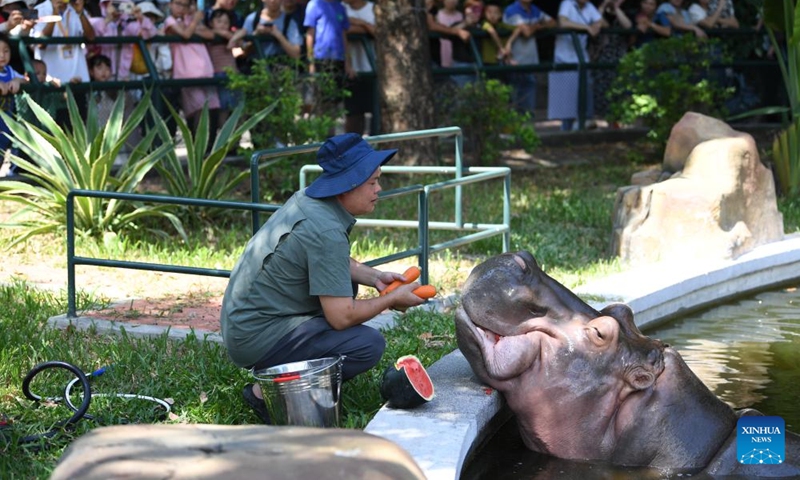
xmin=455 ymin=251 xmax=800 ymax=476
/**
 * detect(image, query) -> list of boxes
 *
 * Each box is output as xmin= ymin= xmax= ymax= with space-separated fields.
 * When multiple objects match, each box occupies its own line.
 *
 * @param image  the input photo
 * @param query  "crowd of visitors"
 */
xmin=0 ymin=0 xmax=760 ymax=172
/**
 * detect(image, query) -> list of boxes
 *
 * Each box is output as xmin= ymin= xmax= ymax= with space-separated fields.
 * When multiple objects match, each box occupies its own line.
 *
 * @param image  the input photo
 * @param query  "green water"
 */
xmin=461 ymin=285 xmax=800 ymax=479
xmin=646 ymin=284 xmax=800 ymax=431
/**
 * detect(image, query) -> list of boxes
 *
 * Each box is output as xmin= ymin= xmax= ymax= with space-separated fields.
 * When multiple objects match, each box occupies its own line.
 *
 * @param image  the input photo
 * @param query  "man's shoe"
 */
xmin=242 ymin=383 xmax=271 ymax=424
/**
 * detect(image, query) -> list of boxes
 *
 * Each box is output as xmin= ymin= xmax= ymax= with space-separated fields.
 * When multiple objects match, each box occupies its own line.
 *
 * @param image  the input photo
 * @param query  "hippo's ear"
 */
xmin=600 ymin=303 xmax=634 ymax=324
xmin=626 ymin=367 xmax=656 ymax=391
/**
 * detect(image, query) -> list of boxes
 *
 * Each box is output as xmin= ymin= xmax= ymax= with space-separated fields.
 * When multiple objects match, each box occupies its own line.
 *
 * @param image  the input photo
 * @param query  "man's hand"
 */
xmin=6 ymin=10 xmax=23 ymax=29
xmin=636 ymin=16 xmax=649 ymax=32
xmin=374 ymin=270 xmax=406 ymax=293
xmin=693 ymin=25 xmax=707 ymax=38
xmin=387 ymin=282 xmax=427 ymax=312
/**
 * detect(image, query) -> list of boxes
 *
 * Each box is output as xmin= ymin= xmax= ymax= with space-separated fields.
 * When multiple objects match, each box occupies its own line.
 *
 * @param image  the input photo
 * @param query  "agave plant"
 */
xmin=0 ymin=90 xmax=183 ymax=247
xmin=151 ymin=99 xmax=276 ymax=224
xmin=761 ymin=0 xmax=800 ymax=196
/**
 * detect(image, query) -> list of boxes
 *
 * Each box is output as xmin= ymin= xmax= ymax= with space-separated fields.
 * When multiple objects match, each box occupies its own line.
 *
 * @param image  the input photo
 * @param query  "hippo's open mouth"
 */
xmin=455 ymin=306 xmax=560 ymax=383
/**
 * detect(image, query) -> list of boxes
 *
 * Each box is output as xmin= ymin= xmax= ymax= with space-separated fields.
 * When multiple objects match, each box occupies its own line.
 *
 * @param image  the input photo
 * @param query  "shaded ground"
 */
xmin=0 ymin=134 xmax=663 ymax=333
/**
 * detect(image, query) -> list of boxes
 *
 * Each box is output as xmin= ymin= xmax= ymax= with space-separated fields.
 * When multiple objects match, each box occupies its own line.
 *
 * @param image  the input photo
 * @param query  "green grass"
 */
xmin=3 ymin=157 xmax=800 ymax=477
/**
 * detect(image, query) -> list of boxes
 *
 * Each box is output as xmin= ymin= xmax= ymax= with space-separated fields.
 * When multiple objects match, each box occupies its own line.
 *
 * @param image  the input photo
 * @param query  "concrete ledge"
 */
xmin=47 ymin=314 xmax=225 ymax=343
xmin=365 ymin=235 xmax=800 ymax=480
xmin=364 ymin=350 xmax=504 ymax=480
xmin=575 ymin=234 xmax=800 ymax=330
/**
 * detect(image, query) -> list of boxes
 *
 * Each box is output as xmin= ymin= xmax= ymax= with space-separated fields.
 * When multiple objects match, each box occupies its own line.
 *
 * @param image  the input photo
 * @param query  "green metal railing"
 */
xmin=249 ymin=126 xmax=511 ymax=285
xmin=65 ymin=127 xmax=511 ymax=318
xmin=65 ymin=190 xmax=281 ymax=318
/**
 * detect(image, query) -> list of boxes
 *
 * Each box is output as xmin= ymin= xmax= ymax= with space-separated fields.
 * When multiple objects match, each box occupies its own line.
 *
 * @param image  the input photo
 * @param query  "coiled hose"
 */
xmin=7 ymin=360 xmax=170 ymax=448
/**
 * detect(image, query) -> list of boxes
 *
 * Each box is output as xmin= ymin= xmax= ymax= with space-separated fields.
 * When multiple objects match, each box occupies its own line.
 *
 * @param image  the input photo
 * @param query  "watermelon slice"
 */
xmin=380 ymin=355 xmax=435 ymax=409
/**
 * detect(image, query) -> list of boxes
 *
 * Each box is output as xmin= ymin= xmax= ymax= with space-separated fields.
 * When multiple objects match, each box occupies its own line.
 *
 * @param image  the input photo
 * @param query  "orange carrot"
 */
xmin=412 ymin=285 xmax=437 ymax=299
xmin=381 ymin=266 xmax=421 ymax=296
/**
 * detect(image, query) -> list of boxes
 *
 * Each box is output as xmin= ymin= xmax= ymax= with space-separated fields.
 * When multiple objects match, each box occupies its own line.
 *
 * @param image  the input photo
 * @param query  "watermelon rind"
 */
xmin=380 ymin=355 xmax=435 ymax=409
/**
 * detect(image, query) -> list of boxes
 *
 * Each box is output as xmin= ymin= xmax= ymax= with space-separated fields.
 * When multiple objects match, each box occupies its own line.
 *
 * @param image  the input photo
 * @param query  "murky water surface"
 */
xmin=462 ymin=285 xmax=800 ymax=479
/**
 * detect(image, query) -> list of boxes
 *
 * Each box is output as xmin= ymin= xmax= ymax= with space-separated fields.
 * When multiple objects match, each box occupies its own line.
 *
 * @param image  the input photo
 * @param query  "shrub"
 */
xmin=607 ymin=35 xmax=734 ymax=146
xmin=0 ymin=91 xmax=182 ymax=246
xmin=435 ymin=77 xmax=540 ymax=165
xmin=151 ymin=100 xmax=275 ymax=226
xmin=226 ymin=58 xmax=342 ymax=149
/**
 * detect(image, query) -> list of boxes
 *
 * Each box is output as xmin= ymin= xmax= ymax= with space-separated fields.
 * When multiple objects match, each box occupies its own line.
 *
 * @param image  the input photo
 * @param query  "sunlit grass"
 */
xmin=3 ymin=157 xmax=800 ymax=477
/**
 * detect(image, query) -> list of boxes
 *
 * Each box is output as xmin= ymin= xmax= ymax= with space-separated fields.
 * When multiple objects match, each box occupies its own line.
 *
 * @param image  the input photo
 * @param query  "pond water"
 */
xmin=461 ymin=285 xmax=800 ymax=479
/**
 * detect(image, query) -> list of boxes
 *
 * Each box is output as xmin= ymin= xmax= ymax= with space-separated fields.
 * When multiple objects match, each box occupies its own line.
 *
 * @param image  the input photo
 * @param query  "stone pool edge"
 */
xmin=364 ymin=234 xmax=800 ymax=480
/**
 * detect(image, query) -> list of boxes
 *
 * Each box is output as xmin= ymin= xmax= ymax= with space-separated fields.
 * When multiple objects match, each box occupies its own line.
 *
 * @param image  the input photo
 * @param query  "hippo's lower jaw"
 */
xmin=455 ymin=306 xmax=556 ymax=385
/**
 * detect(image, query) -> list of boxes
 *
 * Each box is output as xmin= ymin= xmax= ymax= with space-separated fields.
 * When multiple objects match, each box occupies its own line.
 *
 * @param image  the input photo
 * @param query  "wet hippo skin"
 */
xmin=455 ymin=251 xmax=800 ymax=476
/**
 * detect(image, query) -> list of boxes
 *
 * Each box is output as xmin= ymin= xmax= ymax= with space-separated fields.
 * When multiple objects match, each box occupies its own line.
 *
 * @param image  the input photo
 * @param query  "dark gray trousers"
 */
xmin=250 ymin=316 xmax=386 ymax=382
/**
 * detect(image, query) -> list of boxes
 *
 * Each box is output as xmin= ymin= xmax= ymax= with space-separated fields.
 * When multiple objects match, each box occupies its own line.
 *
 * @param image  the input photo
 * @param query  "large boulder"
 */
xmin=662 ymin=111 xmax=739 ymax=174
xmin=50 ymin=424 xmax=427 ymax=480
xmin=612 ymin=113 xmax=783 ymax=265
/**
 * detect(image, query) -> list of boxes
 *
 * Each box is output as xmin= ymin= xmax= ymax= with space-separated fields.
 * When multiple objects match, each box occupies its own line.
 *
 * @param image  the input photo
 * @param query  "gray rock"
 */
xmin=51 ymin=424 xmax=427 ymax=480
xmin=613 ymin=113 xmax=783 ymax=266
xmin=662 ymin=111 xmax=739 ymax=174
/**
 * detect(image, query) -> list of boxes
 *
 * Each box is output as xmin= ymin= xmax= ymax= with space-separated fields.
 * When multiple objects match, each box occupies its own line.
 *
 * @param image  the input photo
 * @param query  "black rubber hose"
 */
xmin=21 ymin=361 xmax=92 ymax=429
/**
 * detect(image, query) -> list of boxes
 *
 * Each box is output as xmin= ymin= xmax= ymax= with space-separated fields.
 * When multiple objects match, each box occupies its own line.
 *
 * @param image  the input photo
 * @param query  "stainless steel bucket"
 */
xmin=252 ymin=356 xmax=343 ymax=428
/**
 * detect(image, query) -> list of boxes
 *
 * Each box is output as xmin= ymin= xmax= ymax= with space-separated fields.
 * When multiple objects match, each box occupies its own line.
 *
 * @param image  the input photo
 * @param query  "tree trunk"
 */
xmin=374 ymin=0 xmax=438 ymax=165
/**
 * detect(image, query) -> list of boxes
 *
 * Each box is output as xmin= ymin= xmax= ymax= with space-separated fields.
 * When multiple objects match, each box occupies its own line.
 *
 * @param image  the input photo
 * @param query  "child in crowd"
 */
xmin=138 ymin=1 xmax=171 ymax=78
xmin=87 ymin=54 xmax=118 ymax=125
xmin=165 ymin=0 xmax=219 ymax=129
xmin=0 ymin=33 xmax=26 ymax=177
xmin=436 ymin=0 xmax=464 ymax=68
xmin=207 ymin=8 xmax=238 ymax=128
xmin=481 ymin=1 xmax=513 ymax=67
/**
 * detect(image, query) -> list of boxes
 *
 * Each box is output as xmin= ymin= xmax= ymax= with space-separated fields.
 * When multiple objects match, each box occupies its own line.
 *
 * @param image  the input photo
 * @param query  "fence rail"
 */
xmin=65 ymin=127 xmax=511 ymax=318
xmin=11 ymin=27 xmax=782 ymax=132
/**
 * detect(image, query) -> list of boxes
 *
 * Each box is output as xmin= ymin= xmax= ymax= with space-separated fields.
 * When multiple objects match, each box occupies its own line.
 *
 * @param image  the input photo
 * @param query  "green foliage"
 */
xmin=436 ymin=77 xmax=540 ymax=165
xmin=0 ymin=281 xmax=250 ymax=477
xmin=765 ymin=0 xmax=800 ymax=197
xmin=778 ymin=195 xmax=800 ymax=233
xmin=151 ymin=100 xmax=275 ymax=225
xmin=226 ymin=58 xmax=341 ymax=149
xmin=0 ymin=91 xmax=182 ymax=246
xmin=773 ymin=119 xmax=800 ymax=197
xmin=608 ymin=35 xmax=734 ymax=146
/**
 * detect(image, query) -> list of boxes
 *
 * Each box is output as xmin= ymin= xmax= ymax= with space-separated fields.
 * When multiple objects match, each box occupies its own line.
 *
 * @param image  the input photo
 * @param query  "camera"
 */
xmin=113 ymin=1 xmax=135 ymax=14
xmin=21 ymin=9 xmax=38 ymax=20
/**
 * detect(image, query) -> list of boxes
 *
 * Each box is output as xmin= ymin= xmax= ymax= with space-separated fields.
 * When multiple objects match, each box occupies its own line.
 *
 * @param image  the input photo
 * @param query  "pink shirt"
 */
xmin=436 ymin=9 xmax=463 ymax=67
xmin=165 ymin=15 xmax=215 ymax=79
xmin=90 ymin=16 xmax=156 ymax=79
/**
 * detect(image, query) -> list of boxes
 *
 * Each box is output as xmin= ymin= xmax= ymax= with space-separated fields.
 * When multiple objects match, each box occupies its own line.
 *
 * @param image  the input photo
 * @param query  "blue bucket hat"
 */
xmin=306 ymin=133 xmax=398 ymax=199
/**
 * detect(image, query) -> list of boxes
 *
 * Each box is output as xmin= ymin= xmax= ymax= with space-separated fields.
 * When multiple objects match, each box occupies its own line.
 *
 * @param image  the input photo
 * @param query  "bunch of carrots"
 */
xmin=380 ymin=266 xmax=437 ymax=299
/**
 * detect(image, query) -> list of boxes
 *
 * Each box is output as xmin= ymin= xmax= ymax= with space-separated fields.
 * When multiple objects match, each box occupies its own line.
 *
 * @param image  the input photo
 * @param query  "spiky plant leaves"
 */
xmin=0 ymin=90 xmax=182 ymax=246
xmin=151 ymin=98 xmax=276 ymax=225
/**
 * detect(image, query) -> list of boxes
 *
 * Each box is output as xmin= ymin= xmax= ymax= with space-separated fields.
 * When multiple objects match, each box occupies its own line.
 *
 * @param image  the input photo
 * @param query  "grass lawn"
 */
xmin=2 ymin=144 xmax=799 ymax=478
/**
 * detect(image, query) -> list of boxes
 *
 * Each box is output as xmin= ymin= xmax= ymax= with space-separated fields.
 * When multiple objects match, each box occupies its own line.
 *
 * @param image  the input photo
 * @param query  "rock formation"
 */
xmin=51 ymin=424 xmax=427 ymax=480
xmin=612 ymin=112 xmax=784 ymax=265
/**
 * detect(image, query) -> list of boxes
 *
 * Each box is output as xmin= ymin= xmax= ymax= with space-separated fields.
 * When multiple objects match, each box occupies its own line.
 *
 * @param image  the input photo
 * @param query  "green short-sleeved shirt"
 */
xmin=220 ymin=189 xmax=356 ymax=367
